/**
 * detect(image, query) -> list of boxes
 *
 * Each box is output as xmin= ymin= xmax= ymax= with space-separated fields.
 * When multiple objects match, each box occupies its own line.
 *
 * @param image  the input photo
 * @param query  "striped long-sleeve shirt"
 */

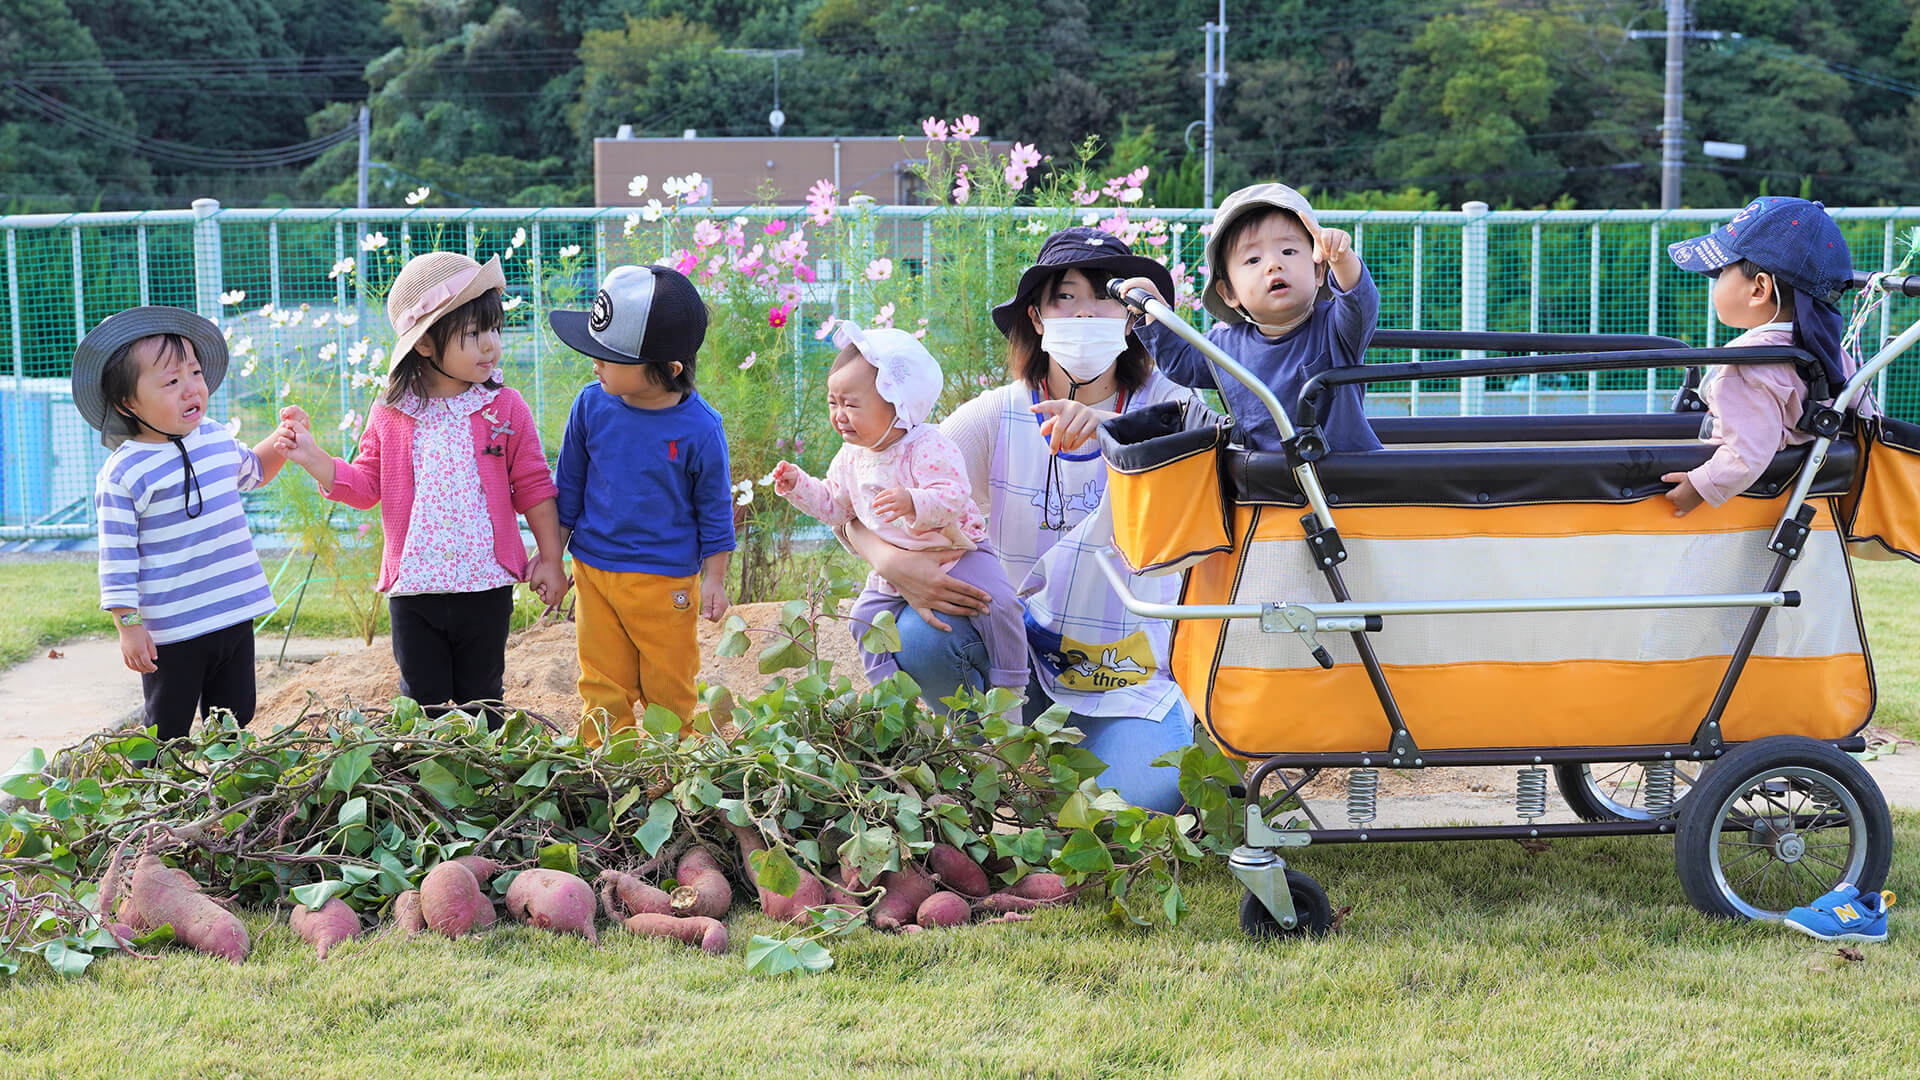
xmin=95 ymin=421 xmax=275 ymax=644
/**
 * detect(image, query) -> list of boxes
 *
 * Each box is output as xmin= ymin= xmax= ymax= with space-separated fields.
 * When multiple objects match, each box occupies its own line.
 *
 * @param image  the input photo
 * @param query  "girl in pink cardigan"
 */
xmin=278 ymin=252 xmax=565 ymax=725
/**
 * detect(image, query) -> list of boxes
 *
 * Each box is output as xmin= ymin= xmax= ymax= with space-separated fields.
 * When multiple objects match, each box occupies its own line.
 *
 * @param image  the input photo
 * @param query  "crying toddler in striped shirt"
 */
xmin=76 ymin=307 xmax=308 ymax=741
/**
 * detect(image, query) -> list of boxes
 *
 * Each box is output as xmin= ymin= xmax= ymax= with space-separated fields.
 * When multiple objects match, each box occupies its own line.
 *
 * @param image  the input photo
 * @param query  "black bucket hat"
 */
xmin=990 ymin=226 xmax=1177 ymax=337
xmin=549 ymin=264 xmax=708 ymax=366
xmin=70 ymin=306 xmax=229 ymax=449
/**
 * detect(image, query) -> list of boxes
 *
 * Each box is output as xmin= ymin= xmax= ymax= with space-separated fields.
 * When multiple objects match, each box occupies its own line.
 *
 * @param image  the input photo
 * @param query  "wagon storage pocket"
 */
xmin=1098 ymin=400 xmax=1235 ymax=575
xmin=1843 ymin=415 xmax=1920 ymax=563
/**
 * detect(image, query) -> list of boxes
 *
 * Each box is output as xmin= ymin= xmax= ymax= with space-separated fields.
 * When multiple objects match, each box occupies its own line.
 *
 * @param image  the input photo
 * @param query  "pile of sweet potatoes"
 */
xmin=93 ymin=834 xmax=1077 ymax=966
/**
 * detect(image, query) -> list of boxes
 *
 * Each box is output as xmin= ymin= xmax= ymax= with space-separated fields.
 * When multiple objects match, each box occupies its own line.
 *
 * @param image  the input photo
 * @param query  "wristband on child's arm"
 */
xmin=115 ymin=611 xmax=142 ymax=627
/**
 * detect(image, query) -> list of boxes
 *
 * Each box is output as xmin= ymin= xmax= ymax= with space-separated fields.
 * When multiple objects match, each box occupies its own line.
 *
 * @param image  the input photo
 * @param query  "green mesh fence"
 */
xmin=6 ymin=203 xmax=1920 ymax=538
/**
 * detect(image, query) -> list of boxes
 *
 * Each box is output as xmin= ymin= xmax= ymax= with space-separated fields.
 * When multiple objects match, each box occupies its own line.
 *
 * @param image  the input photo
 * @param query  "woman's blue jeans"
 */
xmin=890 ymin=606 xmax=1192 ymax=814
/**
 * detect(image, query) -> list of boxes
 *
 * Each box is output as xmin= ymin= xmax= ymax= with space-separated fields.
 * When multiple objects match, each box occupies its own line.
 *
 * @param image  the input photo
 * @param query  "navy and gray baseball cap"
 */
xmin=1666 ymin=197 xmax=1852 ymax=306
xmin=549 ymin=264 xmax=707 ymax=366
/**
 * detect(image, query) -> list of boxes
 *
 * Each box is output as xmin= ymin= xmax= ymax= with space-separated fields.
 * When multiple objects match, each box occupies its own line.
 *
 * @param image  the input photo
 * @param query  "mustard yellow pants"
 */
xmin=572 ymin=561 xmax=699 ymax=748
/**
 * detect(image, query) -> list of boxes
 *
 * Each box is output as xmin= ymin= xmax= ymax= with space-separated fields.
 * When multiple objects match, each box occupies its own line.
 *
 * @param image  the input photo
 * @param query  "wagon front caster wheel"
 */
xmin=1674 ymin=736 xmax=1891 ymax=921
xmin=1239 ymin=869 xmax=1332 ymax=939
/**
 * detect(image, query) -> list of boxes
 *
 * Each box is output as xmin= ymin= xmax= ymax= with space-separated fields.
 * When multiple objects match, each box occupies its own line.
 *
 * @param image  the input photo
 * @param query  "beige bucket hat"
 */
xmin=1201 ymin=182 xmax=1323 ymax=326
xmin=385 ymin=251 xmax=506 ymax=372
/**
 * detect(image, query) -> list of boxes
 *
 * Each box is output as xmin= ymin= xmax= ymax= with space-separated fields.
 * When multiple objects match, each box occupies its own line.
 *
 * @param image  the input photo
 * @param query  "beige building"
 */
xmin=592 ymin=134 xmax=1012 ymax=206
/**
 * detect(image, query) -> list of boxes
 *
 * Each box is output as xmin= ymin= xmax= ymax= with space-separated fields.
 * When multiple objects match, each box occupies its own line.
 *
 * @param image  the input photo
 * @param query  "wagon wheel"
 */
xmin=1239 ymin=869 xmax=1333 ymax=939
xmin=1554 ymin=760 xmax=1705 ymax=822
xmin=1673 ymin=736 xmax=1891 ymax=921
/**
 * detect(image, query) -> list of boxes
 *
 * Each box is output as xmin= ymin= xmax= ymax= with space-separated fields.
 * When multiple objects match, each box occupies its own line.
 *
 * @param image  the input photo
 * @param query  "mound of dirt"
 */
xmin=255 ymin=601 xmax=872 ymax=732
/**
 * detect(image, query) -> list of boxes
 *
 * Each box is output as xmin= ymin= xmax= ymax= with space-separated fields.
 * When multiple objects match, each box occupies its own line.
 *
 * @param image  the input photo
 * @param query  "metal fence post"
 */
xmin=1460 ymin=201 xmax=1489 ymax=415
xmin=192 ymin=198 xmax=229 ymax=420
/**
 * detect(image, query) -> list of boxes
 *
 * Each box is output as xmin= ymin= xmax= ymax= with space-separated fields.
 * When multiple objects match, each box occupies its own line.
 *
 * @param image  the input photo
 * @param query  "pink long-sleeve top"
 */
xmin=1688 ymin=323 xmax=1846 ymax=506
xmin=323 ymin=385 xmax=558 ymax=592
xmin=783 ymin=423 xmax=987 ymax=555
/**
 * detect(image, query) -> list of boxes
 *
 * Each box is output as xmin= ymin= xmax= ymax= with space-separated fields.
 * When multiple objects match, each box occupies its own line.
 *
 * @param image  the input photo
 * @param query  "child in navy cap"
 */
xmin=1661 ymin=197 xmax=1859 ymax=515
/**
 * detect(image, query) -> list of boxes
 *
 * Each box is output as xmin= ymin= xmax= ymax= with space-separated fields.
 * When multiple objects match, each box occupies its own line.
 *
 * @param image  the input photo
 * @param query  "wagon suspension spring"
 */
xmin=1346 ymin=768 xmax=1379 ymax=827
xmin=1642 ymin=761 xmax=1677 ymax=817
xmin=1515 ymin=767 xmax=1548 ymax=821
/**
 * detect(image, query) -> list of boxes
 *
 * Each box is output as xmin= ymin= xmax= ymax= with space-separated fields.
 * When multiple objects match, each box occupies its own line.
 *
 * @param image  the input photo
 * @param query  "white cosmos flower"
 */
xmin=337 ymin=410 xmax=359 ymax=431
xmin=623 ymin=212 xmax=641 ymax=237
xmin=502 ymin=295 xmax=524 ymax=312
xmin=218 ymin=289 xmax=246 ymax=306
xmin=319 ymin=342 xmax=338 ymax=362
xmin=405 ymin=186 xmax=431 ymax=205
xmin=640 ymin=199 xmax=665 ymax=222
xmin=361 ymin=232 xmax=387 ymax=252
xmin=628 ymin=175 xmax=649 ymax=198
xmin=559 ymin=244 xmax=581 ymax=259
xmin=511 ymin=227 xmax=528 ymax=249
xmin=328 ymin=258 xmax=355 ymax=279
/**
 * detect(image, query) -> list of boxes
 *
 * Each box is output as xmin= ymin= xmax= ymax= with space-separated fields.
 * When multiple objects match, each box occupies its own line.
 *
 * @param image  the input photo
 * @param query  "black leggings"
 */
xmin=141 ymin=620 xmax=256 ymax=741
xmin=387 ymin=587 xmax=514 ymax=728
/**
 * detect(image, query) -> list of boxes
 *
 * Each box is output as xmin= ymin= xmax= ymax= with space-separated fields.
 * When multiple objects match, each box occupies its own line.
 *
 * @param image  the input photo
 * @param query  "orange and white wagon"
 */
xmin=1098 ymin=273 xmax=1920 ymax=937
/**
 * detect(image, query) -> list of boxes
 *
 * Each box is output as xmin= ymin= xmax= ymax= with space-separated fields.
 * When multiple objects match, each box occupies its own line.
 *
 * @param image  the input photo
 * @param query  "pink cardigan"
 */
xmin=325 ymin=387 xmax=558 ymax=592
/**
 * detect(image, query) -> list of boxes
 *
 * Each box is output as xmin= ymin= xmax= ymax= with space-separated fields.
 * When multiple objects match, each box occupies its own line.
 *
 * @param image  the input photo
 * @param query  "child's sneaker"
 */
xmin=1782 ymin=882 xmax=1894 ymax=943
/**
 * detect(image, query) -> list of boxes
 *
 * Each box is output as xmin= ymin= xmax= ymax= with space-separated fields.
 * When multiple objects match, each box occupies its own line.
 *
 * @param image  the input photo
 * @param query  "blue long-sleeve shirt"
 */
xmin=1137 ymin=265 xmax=1383 ymax=452
xmin=555 ymin=385 xmax=736 ymax=577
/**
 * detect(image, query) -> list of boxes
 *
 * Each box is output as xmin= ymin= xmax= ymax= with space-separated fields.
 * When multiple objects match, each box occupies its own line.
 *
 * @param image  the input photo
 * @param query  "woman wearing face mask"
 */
xmin=842 ymin=227 xmax=1197 ymax=812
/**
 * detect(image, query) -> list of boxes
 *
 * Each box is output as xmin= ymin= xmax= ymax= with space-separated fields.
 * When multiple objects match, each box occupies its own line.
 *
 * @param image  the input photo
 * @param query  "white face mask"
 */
xmin=1040 ymin=317 xmax=1130 ymax=384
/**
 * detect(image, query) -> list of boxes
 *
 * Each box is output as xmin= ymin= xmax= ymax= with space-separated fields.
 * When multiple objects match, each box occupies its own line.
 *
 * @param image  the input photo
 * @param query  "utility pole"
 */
xmin=356 ymin=106 xmax=370 ymax=209
xmin=723 ymin=48 xmax=805 ymax=136
xmin=1627 ymin=2 xmax=1739 ymax=209
xmin=1201 ymin=1 xmax=1227 ymax=209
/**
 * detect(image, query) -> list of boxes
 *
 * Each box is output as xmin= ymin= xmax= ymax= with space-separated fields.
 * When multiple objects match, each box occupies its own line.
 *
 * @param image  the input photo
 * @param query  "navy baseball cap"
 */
xmin=1666 ymin=197 xmax=1852 ymax=306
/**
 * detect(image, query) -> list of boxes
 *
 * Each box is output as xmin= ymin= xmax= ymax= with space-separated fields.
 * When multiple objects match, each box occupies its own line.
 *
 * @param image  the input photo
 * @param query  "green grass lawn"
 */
xmin=3 ymin=819 xmax=1918 ymax=1078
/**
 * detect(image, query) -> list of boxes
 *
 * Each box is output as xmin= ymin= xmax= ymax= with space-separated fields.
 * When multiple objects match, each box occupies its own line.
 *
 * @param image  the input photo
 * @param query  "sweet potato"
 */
xmin=450 ymin=855 xmax=502 ymax=886
xmin=290 ymin=897 xmax=361 ymax=959
xmin=872 ymin=865 xmax=938 ymax=932
xmin=421 ymin=861 xmax=492 ymax=938
xmin=672 ymin=847 xmax=733 ymax=918
xmin=926 ymin=844 xmax=991 ymax=898
xmin=727 ymin=823 xmax=827 ymax=925
xmin=504 ymin=869 xmax=598 ymax=943
xmin=598 ymin=869 xmax=673 ymax=921
xmin=1009 ymin=872 xmax=1072 ymax=902
xmin=623 ymin=912 xmax=728 ymax=955
xmin=392 ymin=890 xmax=425 ymax=937
xmin=128 ymin=854 xmax=249 ymax=962
xmin=916 ymin=891 xmax=973 ymax=929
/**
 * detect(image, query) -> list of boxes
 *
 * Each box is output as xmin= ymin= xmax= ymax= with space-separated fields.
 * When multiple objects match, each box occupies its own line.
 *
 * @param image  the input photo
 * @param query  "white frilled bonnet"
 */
xmin=832 ymin=319 xmax=943 ymax=429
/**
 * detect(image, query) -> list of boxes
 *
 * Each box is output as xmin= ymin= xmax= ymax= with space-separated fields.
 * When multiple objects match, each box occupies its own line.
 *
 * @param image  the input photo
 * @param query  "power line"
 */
xmin=5 ymin=83 xmax=357 ymax=168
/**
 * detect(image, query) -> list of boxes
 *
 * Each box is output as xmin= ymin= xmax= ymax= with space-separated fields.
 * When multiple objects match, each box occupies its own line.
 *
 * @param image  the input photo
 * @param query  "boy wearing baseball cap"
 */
xmin=1661 ymin=196 xmax=1859 ymax=515
xmin=548 ymin=265 xmax=736 ymax=745
xmin=1118 ymin=182 xmax=1382 ymax=452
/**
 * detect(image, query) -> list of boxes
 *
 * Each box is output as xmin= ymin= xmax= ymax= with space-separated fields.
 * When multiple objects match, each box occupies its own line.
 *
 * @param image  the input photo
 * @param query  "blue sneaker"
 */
xmin=1783 ymin=883 xmax=1895 ymax=943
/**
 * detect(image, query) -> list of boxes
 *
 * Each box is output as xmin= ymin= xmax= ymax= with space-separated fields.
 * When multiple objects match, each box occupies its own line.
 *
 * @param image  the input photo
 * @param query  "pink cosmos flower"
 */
xmin=739 ymin=351 xmax=757 ymax=370
xmin=865 ymin=258 xmax=894 ymax=282
xmin=1126 ymin=166 xmax=1150 ymax=188
xmin=872 ymin=302 xmax=895 ymax=328
xmin=765 ymin=220 xmax=788 ymax=235
xmin=723 ymin=222 xmax=746 ymax=249
xmin=806 ymin=179 xmax=836 ymax=226
xmin=768 ymin=303 xmax=793 ymax=329
xmin=692 ymin=219 xmax=722 ymax=249
xmin=952 ymin=165 xmax=971 ymax=205
xmin=793 ymin=262 xmax=817 ymax=283
xmin=1072 ymin=188 xmax=1099 ymax=206
xmin=951 ymin=114 xmax=980 ymax=141
xmin=814 ymin=316 xmax=838 ymax=340
xmin=671 ymin=248 xmax=699 ymax=276
xmin=922 ymin=117 xmax=949 ymax=141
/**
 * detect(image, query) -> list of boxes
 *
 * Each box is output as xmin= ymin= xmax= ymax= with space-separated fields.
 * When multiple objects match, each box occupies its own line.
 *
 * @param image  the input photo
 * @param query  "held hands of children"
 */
xmin=1031 ymin=398 xmax=1106 ymax=454
xmin=526 ymin=554 xmax=569 ymax=608
xmin=1661 ymin=472 xmax=1705 ymax=516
